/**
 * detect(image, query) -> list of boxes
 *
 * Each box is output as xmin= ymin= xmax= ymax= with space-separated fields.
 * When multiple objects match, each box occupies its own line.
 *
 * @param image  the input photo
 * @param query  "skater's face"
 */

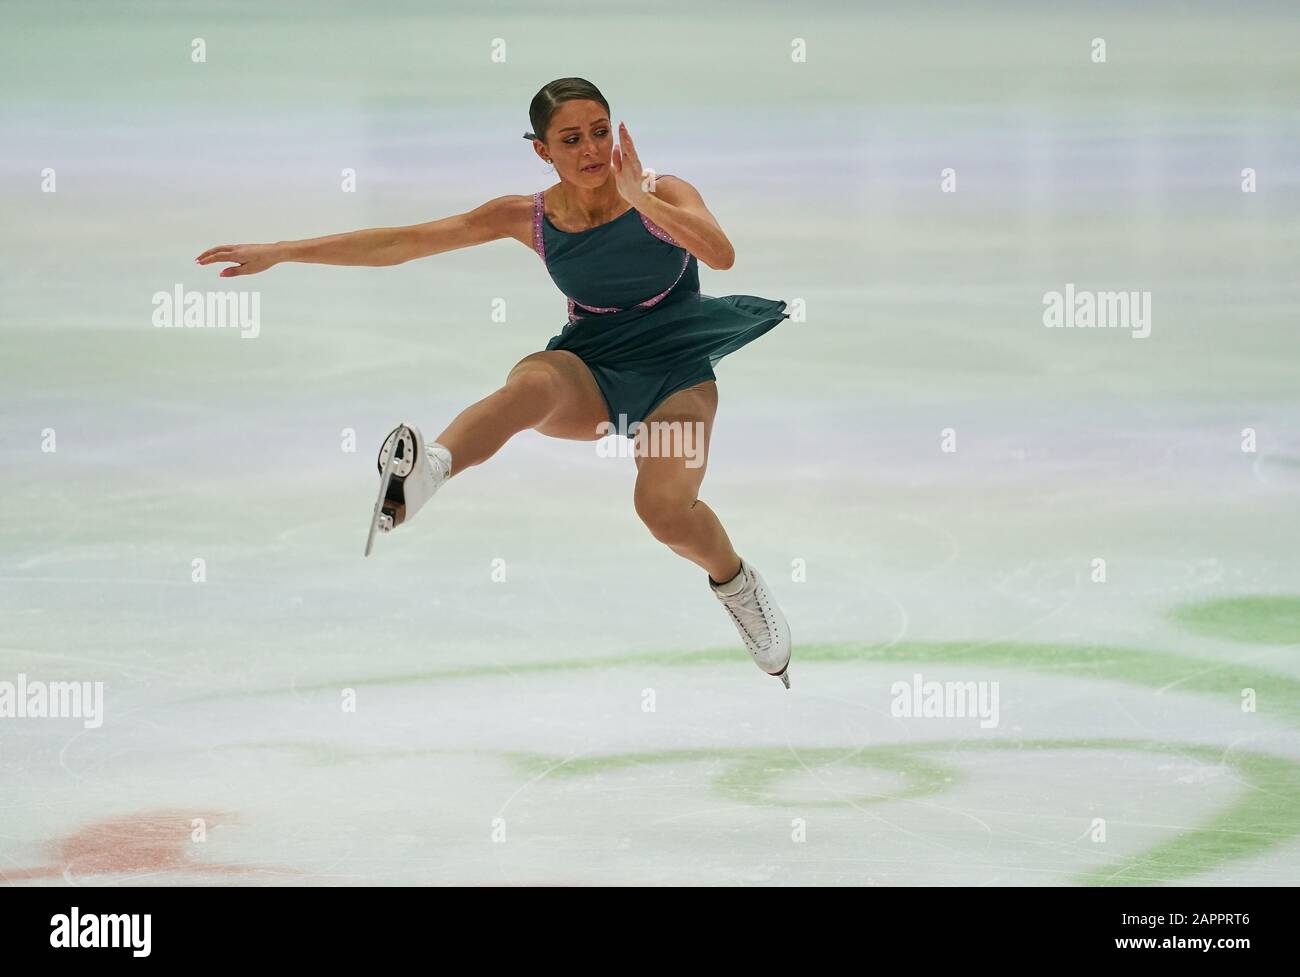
xmin=540 ymin=100 xmax=613 ymax=185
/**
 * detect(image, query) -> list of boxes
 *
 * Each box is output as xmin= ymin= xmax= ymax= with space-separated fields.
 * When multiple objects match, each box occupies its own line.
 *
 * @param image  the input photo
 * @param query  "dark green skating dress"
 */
xmin=532 ymin=188 xmax=790 ymax=436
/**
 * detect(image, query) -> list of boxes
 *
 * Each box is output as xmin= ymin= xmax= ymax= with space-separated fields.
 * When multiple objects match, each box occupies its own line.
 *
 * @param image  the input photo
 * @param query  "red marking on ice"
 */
xmin=0 ymin=809 xmax=297 ymax=882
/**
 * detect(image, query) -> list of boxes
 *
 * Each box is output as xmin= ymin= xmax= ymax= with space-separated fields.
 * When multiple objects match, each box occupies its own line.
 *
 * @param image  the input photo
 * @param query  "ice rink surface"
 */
xmin=2 ymin=1 xmax=1299 ymax=884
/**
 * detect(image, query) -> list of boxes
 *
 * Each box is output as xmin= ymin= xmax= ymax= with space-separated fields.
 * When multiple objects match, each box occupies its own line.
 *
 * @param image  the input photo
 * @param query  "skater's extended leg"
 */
xmin=633 ymin=380 xmax=791 ymax=686
xmin=631 ymin=380 xmax=741 ymax=583
xmin=367 ymin=351 xmax=607 ymax=548
xmin=435 ymin=350 xmax=609 ymax=473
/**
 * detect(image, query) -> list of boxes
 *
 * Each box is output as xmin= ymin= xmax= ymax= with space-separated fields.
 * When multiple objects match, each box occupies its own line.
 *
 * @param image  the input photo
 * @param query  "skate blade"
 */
xmin=365 ymin=426 xmax=406 ymax=557
xmin=775 ymin=668 xmax=790 ymax=690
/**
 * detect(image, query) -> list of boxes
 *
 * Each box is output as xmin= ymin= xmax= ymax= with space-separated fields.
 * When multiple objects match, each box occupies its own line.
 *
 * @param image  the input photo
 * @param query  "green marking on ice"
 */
xmin=174 ymin=598 xmax=1300 ymax=885
xmin=505 ymin=739 xmax=1300 ymax=886
xmin=505 ymin=746 xmax=957 ymax=808
xmin=222 ymin=636 xmax=1300 ymax=726
xmin=1169 ymin=594 xmax=1300 ymax=646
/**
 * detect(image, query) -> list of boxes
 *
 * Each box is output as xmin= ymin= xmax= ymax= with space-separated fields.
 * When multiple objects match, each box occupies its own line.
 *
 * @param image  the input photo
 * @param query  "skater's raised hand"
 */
xmin=611 ymin=122 xmax=652 ymax=206
xmin=195 ymin=243 xmax=281 ymax=277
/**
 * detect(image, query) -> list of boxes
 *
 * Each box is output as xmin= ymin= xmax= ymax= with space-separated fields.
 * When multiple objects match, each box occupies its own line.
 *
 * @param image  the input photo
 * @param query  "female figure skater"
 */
xmin=196 ymin=78 xmax=792 ymax=687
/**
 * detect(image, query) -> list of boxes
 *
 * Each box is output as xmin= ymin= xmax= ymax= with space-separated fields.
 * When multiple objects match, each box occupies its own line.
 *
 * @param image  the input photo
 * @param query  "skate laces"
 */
xmin=717 ymin=573 xmax=771 ymax=647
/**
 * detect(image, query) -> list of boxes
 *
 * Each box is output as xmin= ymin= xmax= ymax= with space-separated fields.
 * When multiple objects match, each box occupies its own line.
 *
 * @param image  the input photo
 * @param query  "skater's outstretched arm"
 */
xmin=195 ymin=196 xmax=523 ymax=277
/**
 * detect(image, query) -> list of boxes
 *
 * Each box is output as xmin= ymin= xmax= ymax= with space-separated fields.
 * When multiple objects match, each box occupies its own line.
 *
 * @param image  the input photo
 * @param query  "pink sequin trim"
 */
xmin=639 ymin=212 xmax=682 ymax=248
xmin=532 ymin=191 xmax=546 ymax=262
xmin=635 ymin=251 xmax=691 ymax=309
xmin=574 ymin=299 xmax=622 ymax=314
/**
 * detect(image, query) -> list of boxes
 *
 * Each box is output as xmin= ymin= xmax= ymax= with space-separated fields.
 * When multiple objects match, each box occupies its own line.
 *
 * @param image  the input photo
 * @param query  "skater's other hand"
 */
xmin=611 ymin=122 xmax=650 ymax=206
xmin=195 ymin=243 xmax=280 ymax=277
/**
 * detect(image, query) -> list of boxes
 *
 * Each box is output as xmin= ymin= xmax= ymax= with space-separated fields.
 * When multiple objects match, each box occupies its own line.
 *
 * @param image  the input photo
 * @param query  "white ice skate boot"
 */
xmin=364 ymin=424 xmax=452 ymax=556
xmin=710 ymin=558 xmax=792 ymax=688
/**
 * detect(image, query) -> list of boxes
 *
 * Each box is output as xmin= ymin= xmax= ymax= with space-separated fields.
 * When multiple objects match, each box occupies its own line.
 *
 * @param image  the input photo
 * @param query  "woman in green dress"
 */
xmin=196 ymin=78 xmax=792 ymax=687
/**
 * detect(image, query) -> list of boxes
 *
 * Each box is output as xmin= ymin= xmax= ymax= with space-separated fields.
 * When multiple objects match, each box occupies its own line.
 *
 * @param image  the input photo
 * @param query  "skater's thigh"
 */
xmin=632 ymin=380 xmax=718 ymax=500
xmin=507 ymin=350 xmax=609 ymax=442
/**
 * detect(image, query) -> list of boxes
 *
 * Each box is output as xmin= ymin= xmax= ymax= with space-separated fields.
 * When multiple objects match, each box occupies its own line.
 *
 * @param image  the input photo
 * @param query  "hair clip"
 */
xmin=523 ymin=131 xmax=538 ymax=140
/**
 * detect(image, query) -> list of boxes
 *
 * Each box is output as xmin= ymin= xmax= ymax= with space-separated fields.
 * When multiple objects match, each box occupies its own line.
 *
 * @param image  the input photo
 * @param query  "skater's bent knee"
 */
xmin=504 ymin=361 xmax=561 ymax=400
xmin=508 ymin=351 xmax=573 ymax=383
xmin=634 ymin=490 xmax=697 ymax=543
